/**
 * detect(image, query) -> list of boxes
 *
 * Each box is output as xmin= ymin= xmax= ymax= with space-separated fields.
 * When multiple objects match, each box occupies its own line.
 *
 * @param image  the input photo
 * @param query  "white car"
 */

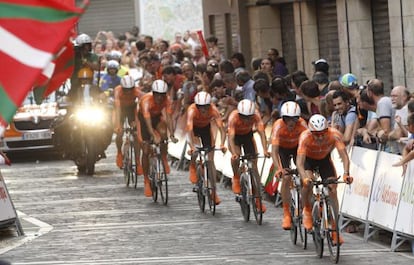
xmin=0 ymin=92 xmax=65 ymax=153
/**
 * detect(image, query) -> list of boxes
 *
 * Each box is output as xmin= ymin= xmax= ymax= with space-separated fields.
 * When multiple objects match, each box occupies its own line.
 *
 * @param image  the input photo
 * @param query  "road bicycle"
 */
xmin=311 ymin=172 xmax=346 ymax=264
xmin=148 ymin=140 xmax=169 ymax=205
xmin=284 ymin=167 xmax=307 ymax=249
xmin=235 ymin=153 xmax=265 ymax=225
xmin=122 ymin=124 xmax=137 ymax=188
xmin=192 ymin=145 xmax=221 ymax=215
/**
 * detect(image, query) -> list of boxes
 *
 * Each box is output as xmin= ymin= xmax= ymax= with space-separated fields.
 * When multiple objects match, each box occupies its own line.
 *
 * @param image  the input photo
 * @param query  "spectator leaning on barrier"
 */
xmin=367 ymin=78 xmax=397 ymax=153
xmin=389 ymin=86 xmax=410 ymax=143
xmin=331 ymin=90 xmax=359 ymax=146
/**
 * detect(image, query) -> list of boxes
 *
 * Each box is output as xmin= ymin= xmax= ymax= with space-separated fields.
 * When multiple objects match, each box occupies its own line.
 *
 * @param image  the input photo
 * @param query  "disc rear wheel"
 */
xmin=326 ymin=203 xmax=340 ymax=264
xmin=196 ymin=164 xmax=205 ymax=212
xmin=312 ymin=202 xmax=324 ymax=258
xmin=251 ymin=170 xmax=263 ymax=225
xmin=158 ymin=160 xmax=168 ymax=205
xmin=239 ymin=176 xmax=250 ymax=222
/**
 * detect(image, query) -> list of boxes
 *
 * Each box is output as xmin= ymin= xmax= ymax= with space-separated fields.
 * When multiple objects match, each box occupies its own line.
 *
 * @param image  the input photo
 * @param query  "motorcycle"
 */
xmin=52 ymin=84 xmax=113 ymax=175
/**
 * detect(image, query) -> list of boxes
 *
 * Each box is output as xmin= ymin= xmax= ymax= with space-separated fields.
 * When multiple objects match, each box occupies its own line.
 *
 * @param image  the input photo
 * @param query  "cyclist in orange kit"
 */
xmin=228 ymin=99 xmax=270 ymax=212
xmin=186 ymin=91 xmax=227 ymax=205
xmin=271 ymin=101 xmax=307 ymax=229
xmin=296 ymin=114 xmax=353 ymax=245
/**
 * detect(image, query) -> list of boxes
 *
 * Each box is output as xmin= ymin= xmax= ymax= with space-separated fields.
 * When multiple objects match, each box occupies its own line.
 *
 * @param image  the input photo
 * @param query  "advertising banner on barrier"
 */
xmin=341 ymin=146 xmax=377 ymax=220
xmin=0 ymin=171 xmax=17 ymax=223
xmin=394 ymin=160 xmax=414 ymax=236
xmin=367 ymin=152 xmax=403 ymax=230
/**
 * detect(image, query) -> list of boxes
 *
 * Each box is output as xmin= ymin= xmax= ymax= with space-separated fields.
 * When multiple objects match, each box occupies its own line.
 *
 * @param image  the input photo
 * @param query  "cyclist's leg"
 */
xmin=279 ymin=148 xmax=296 ymax=229
xmin=203 ymin=126 xmax=220 ymax=205
xmin=138 ymin=113 xmax=152 ymax=196
xmin=320 ymin=157 xmax=343 ymax=244
xmin=115 ymin=108 xmax=127 ymax=168
xmin=156 ymin=119 xmax=170 ymax=174
xmin=245 ymin=135 xmax=266 ymax=213
xmin=229 ymin=134 xmax=242 ymax=194
xmin=301 ymin=157 xmax=317 ymax=230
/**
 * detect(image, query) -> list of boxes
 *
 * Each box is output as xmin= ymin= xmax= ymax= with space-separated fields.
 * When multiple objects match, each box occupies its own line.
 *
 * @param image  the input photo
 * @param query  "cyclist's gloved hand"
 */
xmin=231 ymin=154 xmax=239 ymax=161
xmin=264 ymin=151 xmax=271 ymax=158
xmin=275 ymin=169 xmax=283 ymax=179
xmin=343 ymin=175 xmax=353 ymax=184
xmin=187 ymin=148 xmax=194 ymax=155
xmin=220 ymin=145 xmax=227 ymax=154
xmin=303 ymin=177 xmax=312 ymax=187
xmin=170 ymin=135 xmax=178 ymax=143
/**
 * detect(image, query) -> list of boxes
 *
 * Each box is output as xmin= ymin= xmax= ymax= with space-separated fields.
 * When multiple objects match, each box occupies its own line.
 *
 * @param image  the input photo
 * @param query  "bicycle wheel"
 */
xmin=250 ymin=169 xmax=263 ymax=225
xmin=196 ymin=163 xmax=205 ymax=212
xmin=326 ymin=202 xmax=340 ymax=264
xmin=130 ymin=143 xmax=137 ymax=189
xmin=298 ymin=192 xmax=307 ymax=250
xmin=158 ymin=159 xmax=168 ymax=205
xmin=312 ymin=201 xmax=324 ymax=258
xmin=239 ymin=175 xmax=250 ymax=222
xmin=289 ymin=190 xmax=298 ymax=245
xmin=123 ymin=141 xmax=131 ymax=187
xmin=149 ymin=157 xmax=158 ymax=202
xmin=206 ymin=161 xmax=216 ymax=215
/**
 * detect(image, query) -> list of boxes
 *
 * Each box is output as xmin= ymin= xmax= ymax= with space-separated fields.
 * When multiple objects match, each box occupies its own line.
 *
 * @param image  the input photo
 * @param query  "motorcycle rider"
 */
xmin=69 ymin=33 xmax=100 ymax=103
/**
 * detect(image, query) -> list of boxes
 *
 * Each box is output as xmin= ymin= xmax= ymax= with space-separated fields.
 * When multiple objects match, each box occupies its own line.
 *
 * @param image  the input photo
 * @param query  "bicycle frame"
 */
xmin=148 ymin=140 xmax=169 ymax=205
xmin=194 ymin=145 xmax=219 ymax=214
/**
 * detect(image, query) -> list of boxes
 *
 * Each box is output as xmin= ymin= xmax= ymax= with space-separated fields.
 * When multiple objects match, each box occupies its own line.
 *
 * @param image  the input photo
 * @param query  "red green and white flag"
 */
xmin=0 ymin=0 xmax=88 ymax=136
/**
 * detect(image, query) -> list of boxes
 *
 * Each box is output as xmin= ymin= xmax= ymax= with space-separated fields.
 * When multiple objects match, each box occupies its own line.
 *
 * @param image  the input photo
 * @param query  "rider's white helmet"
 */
xmin=308 ymin=114 xmax=328 ymax=132
xmin=151 ymin=79 xmax=168 ymax=93
xmin=108 ymin=50 xmax=122 ymax=60
xmin=75 ymin=33 xmax=92 ymax=46
xmin=120 ymin=75 xmax=135 ymax=89
xmin=194 ymin=91 xmax=212 ymax=106
xmin=106 ymin=60 xmax=120 ymax=70
xmin=280 ymin=101 xmax=301 ymax=117
xmin=237 ymin=99 xmax=255 ymax=116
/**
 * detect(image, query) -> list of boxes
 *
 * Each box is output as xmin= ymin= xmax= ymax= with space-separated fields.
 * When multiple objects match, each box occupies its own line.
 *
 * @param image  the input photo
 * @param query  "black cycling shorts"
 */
xmin=278 ymin=146 xmax=297 ymax=169
xmin=234 ymin=131 xmax=256 ymax=156
xmin=304 ymin=154 xmax=337 ymax=180
xmin=138 ymin=112 xmax=161 ymax=141
xmin=194 ymin=124 xmax=212 ymax=148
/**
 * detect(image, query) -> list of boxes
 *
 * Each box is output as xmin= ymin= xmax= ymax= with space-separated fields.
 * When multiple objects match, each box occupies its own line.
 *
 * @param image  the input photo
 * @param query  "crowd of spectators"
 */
xmin=87 ymin=25 xmax=414 ymax=168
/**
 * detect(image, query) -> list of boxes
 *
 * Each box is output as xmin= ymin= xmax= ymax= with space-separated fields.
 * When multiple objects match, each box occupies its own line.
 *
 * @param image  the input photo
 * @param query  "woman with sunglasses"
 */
xmin=271 ymin=101 xmax=308 ymax=230
xmin=296 ymin=114 xmax=353 ymax=245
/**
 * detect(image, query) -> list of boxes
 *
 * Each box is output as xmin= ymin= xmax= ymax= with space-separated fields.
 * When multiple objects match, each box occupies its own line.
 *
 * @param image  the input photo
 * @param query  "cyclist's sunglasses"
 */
xmin=196 ymin=104 xmax=210 ymax=110
xmin=239 ymin=114 xmax=254 ymax=120
xmin=311 ymin=129 xmax=328 ymax=136
xmin=282 ymin=116 xmax=299 ymax=122
xmin=153 ymin=91 xmax=167 ymax=96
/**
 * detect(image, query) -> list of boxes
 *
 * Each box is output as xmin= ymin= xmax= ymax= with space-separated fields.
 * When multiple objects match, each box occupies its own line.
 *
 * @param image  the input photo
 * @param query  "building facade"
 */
xmin=202 ymin=0 xmax=414 ymax=95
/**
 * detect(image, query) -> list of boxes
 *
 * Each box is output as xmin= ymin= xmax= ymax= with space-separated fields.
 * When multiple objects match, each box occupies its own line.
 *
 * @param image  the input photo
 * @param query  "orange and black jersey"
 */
xmin=271 ymin=117 xmax=307 ymax=149
xmin=297 ymin=128 xmax=346 ymax=160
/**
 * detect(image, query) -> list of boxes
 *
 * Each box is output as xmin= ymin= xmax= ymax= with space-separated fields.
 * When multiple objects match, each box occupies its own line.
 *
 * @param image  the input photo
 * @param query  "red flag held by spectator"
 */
xmin=196 ymin=30 xmax=209 ymax=58
xmin=0 ymin=0 xmax=88 ymax=133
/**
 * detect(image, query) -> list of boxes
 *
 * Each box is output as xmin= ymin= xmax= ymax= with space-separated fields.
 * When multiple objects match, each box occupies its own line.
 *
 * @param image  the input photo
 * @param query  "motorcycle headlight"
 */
xmin=75 ymin=107 xmax=105 ymax=125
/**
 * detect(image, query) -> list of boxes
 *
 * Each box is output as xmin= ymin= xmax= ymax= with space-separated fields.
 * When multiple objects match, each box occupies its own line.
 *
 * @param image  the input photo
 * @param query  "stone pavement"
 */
xmin=0 ymin=143 xmax=413 ymax=265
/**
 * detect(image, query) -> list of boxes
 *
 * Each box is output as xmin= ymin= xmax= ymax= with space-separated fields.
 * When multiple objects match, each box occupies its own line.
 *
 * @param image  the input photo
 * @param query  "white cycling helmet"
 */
xmin=75 ymin=33 xmax=92 ymax=46
xmin=106 ymin=60 xmax=120 ymax=70
xmin=152 ymin=79 xmax=168 ymax=93
xmin=280 ymin=101 xmax=301 ymax=117
xmin=108 ymin=50 xmax=122 ymax=60
xmin=120 ymin=75 xmax=135 ymax=89
xmin=237 ymin=99 xmax=255 ymax=116
xmin=194 ymin=91 xmax=211 ymax=106
xmin=308 ymin=114 xmax=328 ymax=132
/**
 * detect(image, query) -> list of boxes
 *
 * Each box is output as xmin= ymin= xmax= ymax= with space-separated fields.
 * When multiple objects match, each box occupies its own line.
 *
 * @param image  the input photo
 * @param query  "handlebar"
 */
xmin=194 ymin=146 xmax=222 ymax=154
xmin=311 ymin=177 xmax=345 ymax=186
xmin=239 ymin=153 xmax=267 ymax=161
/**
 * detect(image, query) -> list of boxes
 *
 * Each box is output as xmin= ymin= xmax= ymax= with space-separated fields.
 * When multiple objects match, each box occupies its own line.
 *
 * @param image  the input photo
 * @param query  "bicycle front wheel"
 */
xmin=158 ymin=159 xmax=168 ymax=205
xmin=149 ymin=158 xmax=158 ymax=202
xmin=196 ymin=163 xmax=205 ymax=212
xmin=312 ymin=201 xmax=324 ymax=258
xmin=326 ymin=202 xmax=340 ymax=264
xmin=130 ymin=143 xmax=137 ymax=189
xmin=296 ymin=190 xmax=307 ymax=249
xmin=290 ymin=189 xmax=298 ymax=245
xmin=239 ymin=175 xmax=250 ymax=222
xmin=206 ymin=161 xmax=216 ymax=215
xmin=123 ymin=142 xmax=131 ymax=187
xmin=250 ymin=169 xmax=263 ymax=225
